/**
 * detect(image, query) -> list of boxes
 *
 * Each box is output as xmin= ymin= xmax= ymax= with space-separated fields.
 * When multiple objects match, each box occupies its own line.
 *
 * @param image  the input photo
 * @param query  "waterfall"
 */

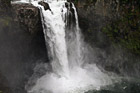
xmin=13 ymin=0 xmax=116 ymax=93
xmin=38 ymin=0 xmax=70 ymax=77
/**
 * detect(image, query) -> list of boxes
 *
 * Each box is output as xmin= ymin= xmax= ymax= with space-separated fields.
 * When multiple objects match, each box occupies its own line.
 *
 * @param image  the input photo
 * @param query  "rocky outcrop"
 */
xmin=12 ymin=3 xmax=42 ymax=34
xmin=38 ymin=1 xmax=51 ymax=11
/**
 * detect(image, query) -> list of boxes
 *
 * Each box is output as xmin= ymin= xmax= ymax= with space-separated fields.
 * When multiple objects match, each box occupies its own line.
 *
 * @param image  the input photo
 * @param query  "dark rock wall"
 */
xmin=12 ymin=4 xmax=42 ymax=34
xmin=75 ymin=0 xmax=140 ymax=78
xmin=0 ymin=2 xmax=47 ymax=93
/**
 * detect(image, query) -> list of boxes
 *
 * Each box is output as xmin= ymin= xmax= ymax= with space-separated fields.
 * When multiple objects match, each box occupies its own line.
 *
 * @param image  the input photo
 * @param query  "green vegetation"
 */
xmin=102 ymin=0 xmax=140 ymax=54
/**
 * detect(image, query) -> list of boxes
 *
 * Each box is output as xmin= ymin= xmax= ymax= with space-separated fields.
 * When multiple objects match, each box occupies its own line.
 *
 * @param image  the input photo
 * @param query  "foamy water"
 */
xmin=27 ymin=64 xmax=113 ymax=93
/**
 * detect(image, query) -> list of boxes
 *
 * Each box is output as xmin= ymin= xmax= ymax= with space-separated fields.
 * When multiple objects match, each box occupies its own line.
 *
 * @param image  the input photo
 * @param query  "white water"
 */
xmin=13 ymin=0 xmax=115 ymax=93
xmin=38 ymin=0 xmax=70 ymax=77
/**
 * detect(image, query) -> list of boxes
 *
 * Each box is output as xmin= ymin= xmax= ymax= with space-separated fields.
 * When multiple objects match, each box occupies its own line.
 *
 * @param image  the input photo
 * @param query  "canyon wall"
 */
xmin=0 ymin=1 xmax=47 ymax=93
xmin=0 ymin=0 xmax=140 ymax=92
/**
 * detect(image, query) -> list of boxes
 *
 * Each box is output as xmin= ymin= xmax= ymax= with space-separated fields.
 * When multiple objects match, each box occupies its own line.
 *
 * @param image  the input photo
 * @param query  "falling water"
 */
xmin=39 ymin=0 xmax=70 ymax=78
xmin=13 ymin=0 xmax=116 ymax=93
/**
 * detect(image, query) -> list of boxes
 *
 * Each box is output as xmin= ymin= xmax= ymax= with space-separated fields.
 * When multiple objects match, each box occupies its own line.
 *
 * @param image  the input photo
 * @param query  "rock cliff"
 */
xmin=0 ymin=1 xmax=47 ymax=93
xmin=74 ymin=0 xmax=140 ymax=78
xmin=0 ymin=0 xmax=140 ymax=93
xmin=12 ymin=3 xmax=42 ymax=34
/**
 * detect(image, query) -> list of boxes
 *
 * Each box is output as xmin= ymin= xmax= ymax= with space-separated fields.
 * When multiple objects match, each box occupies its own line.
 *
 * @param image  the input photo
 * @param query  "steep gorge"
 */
xmin=0 ymin=0 xmax=140 ymax=93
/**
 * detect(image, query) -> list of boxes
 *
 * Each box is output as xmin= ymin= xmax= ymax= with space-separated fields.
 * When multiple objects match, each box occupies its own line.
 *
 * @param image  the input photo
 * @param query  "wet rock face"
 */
xmin=12 ymin=3 xmax=42 ymax=34
xmin=0 ymin=3 xmax=48 ymax=93
xmin=65 ymin=2 xmax=76 ymax=29
xmin=38 ymin=1 xmax=51 ymax=11
xmin=76 ymin=0 xmax=119 ymax=48
xmin=74 ymin=0 xmax=140 ymax=78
